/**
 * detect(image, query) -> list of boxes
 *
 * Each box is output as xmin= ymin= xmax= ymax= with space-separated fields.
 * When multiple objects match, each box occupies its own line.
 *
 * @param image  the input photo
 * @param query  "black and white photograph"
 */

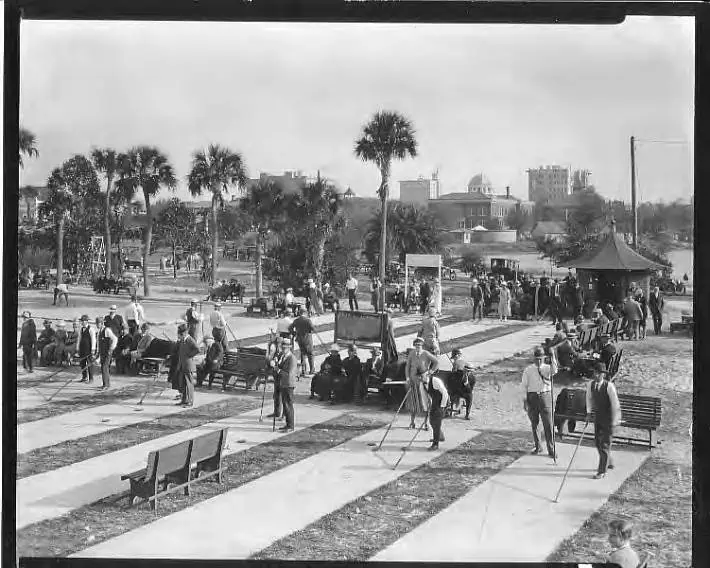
xmin=12 ymin=10 xmax=695 ymax=566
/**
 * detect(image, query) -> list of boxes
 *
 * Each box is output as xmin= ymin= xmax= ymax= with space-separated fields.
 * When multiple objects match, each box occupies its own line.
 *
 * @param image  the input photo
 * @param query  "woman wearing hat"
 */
xmin=311 ymin=344 xmax=343 ymax=401
xmin=498 ymin=281 xmax=511 ymax=322
xmin=586 ymin=361 xmax=621 ymax=479
xmin=405 ymin=337 xmax=438 ymax=430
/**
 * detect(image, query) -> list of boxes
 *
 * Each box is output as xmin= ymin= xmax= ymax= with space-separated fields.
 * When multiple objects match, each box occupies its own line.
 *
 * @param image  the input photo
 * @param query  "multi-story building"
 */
xmin=237 ymin=170 xmax=340 ymax=200
xmin=18 ymin=186 xmax=49 ymax=224
xmin=527 ymin=165 xmax=570 ymax=204
xmin=399 ymin=172 xmax=441 ymax=205
xmin=571 ymin=169 xmax=592 ymax=193
xmin=428 ymin=174 xmax=534 ymax=230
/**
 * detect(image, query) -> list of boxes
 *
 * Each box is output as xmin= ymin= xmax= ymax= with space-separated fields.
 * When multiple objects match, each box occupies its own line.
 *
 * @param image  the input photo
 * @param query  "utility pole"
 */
xmin=630 ymin=135 xmax=638 ymax=250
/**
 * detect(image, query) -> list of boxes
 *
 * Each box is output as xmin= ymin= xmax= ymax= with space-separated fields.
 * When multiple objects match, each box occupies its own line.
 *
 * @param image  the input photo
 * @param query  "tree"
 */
xmin=363 ymin=202 xmax=441 ymax=267
xmin=460 ymin=249 xmax=486 ymax=276
xmin=187 ymin=144 xmax=248 ymax=286
xmin=91 ymin=148 xmax=121 ymax=277
xmin=240 ymin=177 xmax=288 ymax=298
xmin=116 ymin=146 xmax=177 ymax=297
xmin=355 ymin=110 xmax=417 ymax=305
xmin=506 ymin=206 xmax=532 ymax=238
xmin=19 ymin=127 xmax=39 ymax=167
xmin=38 ymin=155 xmax=100 ymax=286
xmin=154 ymin=198 xmax=197 ymax=279
xmin=289 ymin=175 xmax=344 ymax=282
xmin=568 ymin=189 xmax=605 ymax=236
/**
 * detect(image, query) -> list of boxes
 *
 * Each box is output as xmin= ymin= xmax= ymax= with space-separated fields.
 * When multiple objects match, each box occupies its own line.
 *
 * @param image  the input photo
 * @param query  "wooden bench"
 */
xmin=122 ymin=428 xmax=228 ymax=511
xmin=607 ymin=348 xmax=623 ymax=380
xmin=670 ymin=316 xmax=694 ymax=336
xmin=213 ymin=348 xmax=267 ymax=390
xmin=554 ymin=387 xmax=662 ymax=449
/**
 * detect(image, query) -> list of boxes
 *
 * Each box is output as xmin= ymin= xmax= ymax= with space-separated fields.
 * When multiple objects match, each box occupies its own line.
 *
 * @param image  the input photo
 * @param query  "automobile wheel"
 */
xmin=568 ymin=420 xmax=577 ymax=433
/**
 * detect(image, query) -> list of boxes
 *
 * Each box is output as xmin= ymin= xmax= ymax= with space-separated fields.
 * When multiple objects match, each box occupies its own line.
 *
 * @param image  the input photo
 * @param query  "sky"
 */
xmin=19 ymin=17 xmax=694 ymax=204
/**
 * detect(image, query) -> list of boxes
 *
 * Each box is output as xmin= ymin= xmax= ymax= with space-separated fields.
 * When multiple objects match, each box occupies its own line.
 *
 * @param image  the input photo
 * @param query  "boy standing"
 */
xmin=586 ymin=361 xmax=622 ymax=479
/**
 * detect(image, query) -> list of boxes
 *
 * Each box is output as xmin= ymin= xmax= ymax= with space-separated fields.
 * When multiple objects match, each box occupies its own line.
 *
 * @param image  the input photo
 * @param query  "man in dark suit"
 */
xmin=289 ymin=307 xmax=315 ymax=377
xmin=470 ymin=278 xmax=484 ymax=321
xmin=173 ymin=323 xmax=200 ymax=407
xmin=648 ymin=286 xmax=665 ymax=335
xmin=18 ymin=311 xmax=37 ymax=372
xmin=277 ymin=340 xmax=298 ymax=432
xmin=106 ymin=304 xmax=125 ymax=338
xmin=549 ymin=279 xmax=563 ymax=325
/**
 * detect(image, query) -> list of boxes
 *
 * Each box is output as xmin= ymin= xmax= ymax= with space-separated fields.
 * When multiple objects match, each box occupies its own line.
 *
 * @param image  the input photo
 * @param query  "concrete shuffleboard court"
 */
xmin=74 ymin=422 xmax=481 ymax=558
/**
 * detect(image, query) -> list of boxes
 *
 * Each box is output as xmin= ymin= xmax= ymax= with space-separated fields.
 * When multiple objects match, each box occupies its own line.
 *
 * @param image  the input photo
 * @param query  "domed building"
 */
xmin=467 ymin=173 xmax=493 ymax=196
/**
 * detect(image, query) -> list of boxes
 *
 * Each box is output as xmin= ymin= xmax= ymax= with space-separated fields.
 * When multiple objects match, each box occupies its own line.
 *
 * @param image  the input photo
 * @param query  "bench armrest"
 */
xmin=121 ymin=469 xmax=147 ymax=481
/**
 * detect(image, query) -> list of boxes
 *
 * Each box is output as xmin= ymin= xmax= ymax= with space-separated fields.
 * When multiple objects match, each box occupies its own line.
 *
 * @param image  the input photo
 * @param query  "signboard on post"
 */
xmin=405 ymin=253 xmax=442 ymax=313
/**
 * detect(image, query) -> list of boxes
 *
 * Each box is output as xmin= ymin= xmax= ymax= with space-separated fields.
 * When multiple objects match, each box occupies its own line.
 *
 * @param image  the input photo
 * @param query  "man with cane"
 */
xmin=586 ymin=360 xmax=622 ymax=479
xmin=78 ymin=315 xmax=97 ymax=383
xmin=521 ymin=346 xmax=558 ymax=458
xmin=277 ymin=339 xmax=298 ymax=433
xmin=266 ymin=337 xmax=285 ymax=424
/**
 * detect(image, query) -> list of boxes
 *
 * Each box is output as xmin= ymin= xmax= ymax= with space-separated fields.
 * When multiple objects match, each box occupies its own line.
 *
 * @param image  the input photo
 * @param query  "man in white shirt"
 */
xmin=521 ymin=346 xmax=558 ymax=457
xmin=276 ymin=307 xmax=294 ymax=340
xmin=427 ymin=371 xmax=450 ymax=451
xmin=208 ymin=302 xmax=228 ymax=350
xmin=53 ymin=281 xmax=70 ymax=306
xmin=284 ymin=288 xmax=296 ymax=311
xmin=346 ymin=273 xmax=359 ymax=311
xmin=124 ymin=295 xmax=146 ymax=335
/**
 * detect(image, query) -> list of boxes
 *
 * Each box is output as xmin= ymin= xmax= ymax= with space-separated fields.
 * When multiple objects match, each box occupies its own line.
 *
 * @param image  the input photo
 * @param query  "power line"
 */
xmin=635 ymin=139 xmax=689 ymax=146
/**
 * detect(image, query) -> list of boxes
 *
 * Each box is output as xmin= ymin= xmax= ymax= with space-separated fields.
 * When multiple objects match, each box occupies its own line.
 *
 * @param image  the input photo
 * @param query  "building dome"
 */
xmin=467 ymin=173 xmax=493 ymax=194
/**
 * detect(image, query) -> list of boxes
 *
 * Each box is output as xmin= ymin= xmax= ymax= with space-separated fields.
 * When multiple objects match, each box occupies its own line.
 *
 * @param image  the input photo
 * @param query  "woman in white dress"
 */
xmin=498 ymin=281 xmax=511 ymax=321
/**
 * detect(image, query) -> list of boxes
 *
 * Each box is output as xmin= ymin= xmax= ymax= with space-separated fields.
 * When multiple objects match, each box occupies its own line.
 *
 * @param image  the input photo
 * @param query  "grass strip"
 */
xmin=17 ymin=396 xmax=261 ymax=480
xmin=16 ymin=413 xmax=385 ymax=558
xmin=17 ymin=384 xmax=149 ymax=425
xmin=547 ymin=387 xmax=692 ymax=568
xmin=252 ymin=429 xmax=531 ymax=561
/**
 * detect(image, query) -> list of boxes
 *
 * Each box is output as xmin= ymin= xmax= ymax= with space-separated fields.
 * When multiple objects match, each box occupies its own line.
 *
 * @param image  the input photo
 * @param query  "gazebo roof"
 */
xmin=561 ymin=223 xmax=665 ymax=271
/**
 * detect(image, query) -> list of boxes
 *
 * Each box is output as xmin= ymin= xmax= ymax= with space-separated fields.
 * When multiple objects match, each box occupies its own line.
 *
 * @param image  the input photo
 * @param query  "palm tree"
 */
xmin=91 ymin=148 xmax=120 ymax=277
xmin=38 ymin=155 xmax=100 ymax=286
xmin=19 ymin=127 xmax=39 ymax=167
xmin=240 ymin=177 xmax=287 ymax=298
xmin=117 ymin=146 xmax=177 ymax=297
xmin=290 ymin=174 xmax=344 ymax=283
xmin=355 ymin=110 xmax=417 ymax=306
xmin=187 ymin=144 xmax=248 ymax=287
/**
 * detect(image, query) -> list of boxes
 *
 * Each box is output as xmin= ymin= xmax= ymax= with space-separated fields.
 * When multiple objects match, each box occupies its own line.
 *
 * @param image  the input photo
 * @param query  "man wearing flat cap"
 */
xmin=209 ymin=302 xmax=228 ymax=351
xmin=586 ymin=361 xmax=621 ymax=479
xmin=172 ymin=322 xmax=200 ymax=407
xmin=19 ymin=311 xmax=37 ymax=373
xmin=597 ymin=332 xmax=617 ymax=372
xmin=185 ymin=299 xmax=202 ymax=341
xmin=521 ymin=346 xmax=558 ymax=457
xmin=277 ymin=339 xmax=298 ymax=432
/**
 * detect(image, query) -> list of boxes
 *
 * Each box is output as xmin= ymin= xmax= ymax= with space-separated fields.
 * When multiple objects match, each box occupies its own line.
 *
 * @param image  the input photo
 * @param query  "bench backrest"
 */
xmin=618 ymin=394 xmax=662 ymax=427
xmin=145 ymin=440 xmax=192 ymax=480
xmin=609 ymin=349 xmax=623 ymax=379
xmin=223 ymin=352 xmax=240 ymax=367
xmin=191 ymin=428 xmax=228 ymax=464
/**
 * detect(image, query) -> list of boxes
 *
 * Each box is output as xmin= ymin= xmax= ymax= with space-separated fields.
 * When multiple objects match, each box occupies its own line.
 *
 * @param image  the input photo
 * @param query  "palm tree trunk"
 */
xmin=173 ymin=241 xmax=177 ymax=279
xmin=211 ymin=198 xmax=218 ymax=287
xmin=56 ymin=217 xmax=65 ymax=287
xmin=142 ymin=194 xmax=152 ymax=297
xmin=379 ymin=177 xmax=388 ymax=309
xmin=314 ymin=237 xmax=326 ymax=285
xmin=104 ymin=173 xmax=113 ymax=278
xmin=255 ymin=233 xmax=264 ymax=298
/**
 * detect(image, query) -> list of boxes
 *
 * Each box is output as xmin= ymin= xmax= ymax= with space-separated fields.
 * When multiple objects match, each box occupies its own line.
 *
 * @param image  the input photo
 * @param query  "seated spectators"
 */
xmin=114 ymin=327 xmax=134 ymax=374
xmin=310 ymin=344 xmax=343 ymax=401
xmin=341 ymin=344 xmax=362 ymax=404
xmin=36 ymin=320 xmax=55 ymax=362
xmin=196 ymin=336 xmax=224 ymax=388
